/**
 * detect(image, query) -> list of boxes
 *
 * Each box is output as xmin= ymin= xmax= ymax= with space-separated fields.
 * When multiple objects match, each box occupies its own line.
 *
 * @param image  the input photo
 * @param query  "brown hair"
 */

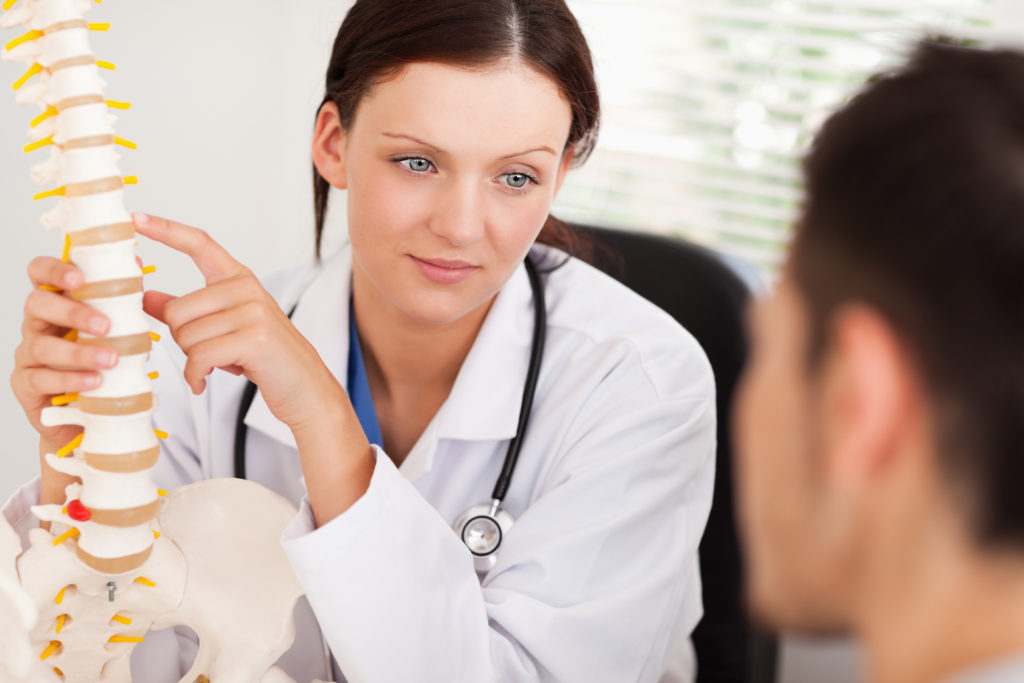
xmin=312 ymin=0 xmax=600 ymax=259
xmin=792 ymin=41 xmax=1024 ymax=548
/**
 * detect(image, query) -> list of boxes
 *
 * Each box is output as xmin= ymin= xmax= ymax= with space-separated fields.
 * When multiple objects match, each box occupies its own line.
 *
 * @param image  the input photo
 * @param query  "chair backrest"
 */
xmin=573 ymin=224 xmax=778 ymax=683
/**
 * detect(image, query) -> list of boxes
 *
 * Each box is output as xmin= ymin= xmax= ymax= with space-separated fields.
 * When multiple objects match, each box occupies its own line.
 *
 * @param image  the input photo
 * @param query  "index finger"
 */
xmin=132 ymin=212 xmax=247 ymax=285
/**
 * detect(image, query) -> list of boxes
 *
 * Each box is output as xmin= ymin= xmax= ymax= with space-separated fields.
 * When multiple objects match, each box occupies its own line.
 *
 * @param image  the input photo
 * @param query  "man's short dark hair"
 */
xmin=792 ymin=41 xmax=1024 ymax=548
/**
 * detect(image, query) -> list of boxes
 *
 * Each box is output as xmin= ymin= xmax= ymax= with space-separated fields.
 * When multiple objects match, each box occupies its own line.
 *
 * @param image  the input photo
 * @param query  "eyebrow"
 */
xmin=381 ymin=132 xmax=557 ymax=159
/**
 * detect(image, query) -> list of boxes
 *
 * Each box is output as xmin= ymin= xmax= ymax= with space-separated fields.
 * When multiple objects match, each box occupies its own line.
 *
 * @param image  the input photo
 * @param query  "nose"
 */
xmin=429 ymin=177 xmax=486 ymax=247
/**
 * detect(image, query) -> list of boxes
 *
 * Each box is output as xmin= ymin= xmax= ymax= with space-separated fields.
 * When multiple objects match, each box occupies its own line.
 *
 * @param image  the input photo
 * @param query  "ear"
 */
xmin=312 ymin=101 xmax=348 ymax=190
xmin=819 ymin=305 xmax=920 ymax=488
xmin=551 ymin=148 xmax=576 ymax=197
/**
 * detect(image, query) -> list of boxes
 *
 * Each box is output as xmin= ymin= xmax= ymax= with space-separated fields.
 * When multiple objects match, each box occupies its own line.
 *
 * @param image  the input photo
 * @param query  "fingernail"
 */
xmin=63 ymin=271 xmax=80 ymax=288
xmin=84 ymin=374 xmax=101 ymax=388
xmin=89 ymin=315 xmax=108 ymax=335
xmin=133 ymin=212 xmax=149 ymax=226
xmin=97 ymin=351 xmax=117 ymax=367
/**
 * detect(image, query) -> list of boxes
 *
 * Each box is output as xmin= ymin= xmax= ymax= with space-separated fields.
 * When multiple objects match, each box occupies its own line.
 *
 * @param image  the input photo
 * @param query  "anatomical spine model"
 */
xmin=1 ymin=1 xmax=307 ymax=681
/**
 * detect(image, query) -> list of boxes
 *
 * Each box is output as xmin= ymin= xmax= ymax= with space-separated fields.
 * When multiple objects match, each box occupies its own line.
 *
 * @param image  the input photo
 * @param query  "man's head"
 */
xmin=736 ymin=42 xmax=1024 ymax=633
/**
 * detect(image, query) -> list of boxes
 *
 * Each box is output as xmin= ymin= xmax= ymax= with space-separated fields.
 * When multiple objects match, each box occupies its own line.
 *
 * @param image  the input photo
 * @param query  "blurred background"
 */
xmin=2 ymin=1 xmax=1022 ymax=681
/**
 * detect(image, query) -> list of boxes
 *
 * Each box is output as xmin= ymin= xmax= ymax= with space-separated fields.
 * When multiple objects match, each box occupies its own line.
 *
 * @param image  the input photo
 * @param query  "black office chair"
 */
xmin=572 ymin=224 xmax=778 ymax=683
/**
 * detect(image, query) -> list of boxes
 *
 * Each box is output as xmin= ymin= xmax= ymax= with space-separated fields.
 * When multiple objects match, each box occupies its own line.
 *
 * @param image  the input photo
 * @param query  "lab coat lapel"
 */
xmin=243 ymin=247 xmax=353 ymax=450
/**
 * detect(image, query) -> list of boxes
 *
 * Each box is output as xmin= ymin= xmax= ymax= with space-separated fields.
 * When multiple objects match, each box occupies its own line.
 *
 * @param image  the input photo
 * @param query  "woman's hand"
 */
xmin=11 ymin=256 xmax=116 ymax=450
xmin=135 ymin=212 xmax=374 ymax=524
xmin=134 ymin=212 xmax=344 ymax=430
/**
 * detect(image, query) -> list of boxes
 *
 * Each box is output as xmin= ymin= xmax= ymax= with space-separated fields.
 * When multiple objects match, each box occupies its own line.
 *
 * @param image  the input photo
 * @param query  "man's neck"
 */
xmin=858 ymin=527 xmax=1024 ymax=683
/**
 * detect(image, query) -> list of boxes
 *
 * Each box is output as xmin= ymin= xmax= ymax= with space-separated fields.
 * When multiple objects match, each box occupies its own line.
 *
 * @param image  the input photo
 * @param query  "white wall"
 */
xmin=0 ymin=3 xmax=861 ymax=681
xmin=0 ymin=0 xmax=349 ymax=502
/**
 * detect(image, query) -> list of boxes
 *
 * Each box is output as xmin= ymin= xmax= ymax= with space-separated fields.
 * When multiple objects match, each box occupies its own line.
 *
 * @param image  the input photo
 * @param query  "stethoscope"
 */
xmin=233 ymin=256 xmax=546 ymax=574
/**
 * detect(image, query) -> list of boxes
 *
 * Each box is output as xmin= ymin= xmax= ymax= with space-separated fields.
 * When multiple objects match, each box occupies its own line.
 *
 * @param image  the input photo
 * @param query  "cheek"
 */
xmin=347 ymin=166 xmax=431 ymax=247
xmin=735 ymin=343 xmax=821 ymax=617
xmin=485 ymin=193 xmax=552 ymax=257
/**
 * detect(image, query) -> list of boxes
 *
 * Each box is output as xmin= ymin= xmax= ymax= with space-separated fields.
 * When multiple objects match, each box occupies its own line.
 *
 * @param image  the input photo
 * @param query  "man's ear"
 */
xmin=819 ymin=304 xmax=917 ymax=487
xmin=552 ymin=148 xmax=575 ymax=197
xmin=312 ymin=101 xmax=348 ymax=190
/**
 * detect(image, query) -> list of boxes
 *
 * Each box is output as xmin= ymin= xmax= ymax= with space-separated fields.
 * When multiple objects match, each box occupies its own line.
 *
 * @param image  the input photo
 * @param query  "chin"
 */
xmin=393 ymin=290 xmax=489 ymax=326
xmin=746 ymin=571 xmax=852 ymax=636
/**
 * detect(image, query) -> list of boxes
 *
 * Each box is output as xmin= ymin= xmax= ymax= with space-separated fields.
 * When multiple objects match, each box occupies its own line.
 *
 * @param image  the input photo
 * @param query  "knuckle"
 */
xmin=27 ymin=334 xmax=48 ymax=361
xmin=24 ymin=288 xmax=44 ymax=315
xmin=26 ymin=370 xmax=45 ymax=394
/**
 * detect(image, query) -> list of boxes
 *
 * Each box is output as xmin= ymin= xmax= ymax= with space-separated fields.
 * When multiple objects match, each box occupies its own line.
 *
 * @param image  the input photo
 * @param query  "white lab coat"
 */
xmin=4 ymin=243 xmax=716 ymax=683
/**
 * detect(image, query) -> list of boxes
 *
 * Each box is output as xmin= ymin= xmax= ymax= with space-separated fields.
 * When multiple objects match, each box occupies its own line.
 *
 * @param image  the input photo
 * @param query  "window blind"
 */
xmin=557 ymin=0 xmax=1023 ymax=272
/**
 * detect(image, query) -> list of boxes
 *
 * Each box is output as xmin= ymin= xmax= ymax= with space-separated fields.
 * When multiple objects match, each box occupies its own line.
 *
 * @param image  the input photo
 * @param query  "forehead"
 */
xmin=352 ymin=61 xmax=573 ymax=155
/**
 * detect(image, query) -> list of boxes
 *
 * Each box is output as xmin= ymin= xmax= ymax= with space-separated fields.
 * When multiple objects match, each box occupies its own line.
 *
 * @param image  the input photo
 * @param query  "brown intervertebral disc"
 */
xmin=69 ymin=276 xmax=143 ymax=302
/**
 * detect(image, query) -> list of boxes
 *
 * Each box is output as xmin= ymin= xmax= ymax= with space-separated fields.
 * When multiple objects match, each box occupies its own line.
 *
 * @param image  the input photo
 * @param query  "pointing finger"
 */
xmin=132 ymin=212 xmax=247 ymax=285
xmin=142 ymin=290 xmax=178 ymax=325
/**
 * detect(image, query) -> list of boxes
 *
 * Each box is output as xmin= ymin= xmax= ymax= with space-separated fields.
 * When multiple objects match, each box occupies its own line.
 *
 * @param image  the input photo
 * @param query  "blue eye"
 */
xmin=399 ymin=157 xmax=434 ymax=173
xmin=501 ymin=172 xmax=535 ymax=190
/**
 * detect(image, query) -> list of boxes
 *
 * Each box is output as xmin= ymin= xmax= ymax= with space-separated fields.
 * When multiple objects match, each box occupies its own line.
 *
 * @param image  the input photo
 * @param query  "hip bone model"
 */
xmin=0 ymin=2 xmax=313 ymax=681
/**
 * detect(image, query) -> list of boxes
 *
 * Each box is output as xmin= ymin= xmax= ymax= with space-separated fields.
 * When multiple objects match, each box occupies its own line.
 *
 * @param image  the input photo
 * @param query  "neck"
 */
xmin=856 ymin=514 xmax=1024 ymax=683
xmin=350 ymin=262 xmax=491 ymax=404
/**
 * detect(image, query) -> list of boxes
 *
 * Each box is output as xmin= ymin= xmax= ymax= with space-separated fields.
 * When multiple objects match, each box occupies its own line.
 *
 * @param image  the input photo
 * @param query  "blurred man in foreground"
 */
xmin=736 ymin=42 xmax=1024 ymax=683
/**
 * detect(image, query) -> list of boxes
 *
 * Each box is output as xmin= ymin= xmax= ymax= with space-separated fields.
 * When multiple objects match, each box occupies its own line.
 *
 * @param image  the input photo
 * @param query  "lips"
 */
xmin=410 ymin=255 xmax=480 ymax=284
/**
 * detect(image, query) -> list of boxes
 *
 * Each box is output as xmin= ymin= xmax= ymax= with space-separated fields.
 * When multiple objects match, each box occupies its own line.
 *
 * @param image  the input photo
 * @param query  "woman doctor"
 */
xmin=8 ymin=0 xmax=716 ymax=680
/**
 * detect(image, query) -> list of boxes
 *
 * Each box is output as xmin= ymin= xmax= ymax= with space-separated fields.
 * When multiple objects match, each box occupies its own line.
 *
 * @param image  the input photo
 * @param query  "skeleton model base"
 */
xmin=1 ymin=478 xmax=306 ymax=683
xmin=2 ymin=1 xmax=315 ymax=680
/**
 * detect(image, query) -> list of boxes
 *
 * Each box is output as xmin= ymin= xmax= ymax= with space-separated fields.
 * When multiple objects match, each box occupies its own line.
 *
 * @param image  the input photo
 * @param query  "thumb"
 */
xmin=143 ymin=290 xmax=177 ymax=325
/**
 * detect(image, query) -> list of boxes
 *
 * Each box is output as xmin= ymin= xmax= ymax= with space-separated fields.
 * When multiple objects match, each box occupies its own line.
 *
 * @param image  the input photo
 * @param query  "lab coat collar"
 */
xmin=243 ymin=244 xmax=536 ymax=476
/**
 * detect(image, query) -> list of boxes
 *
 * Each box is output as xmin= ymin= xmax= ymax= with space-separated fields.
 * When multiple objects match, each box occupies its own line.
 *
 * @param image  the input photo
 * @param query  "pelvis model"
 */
xmin=1 ymin=2 xmax=312 ymax=681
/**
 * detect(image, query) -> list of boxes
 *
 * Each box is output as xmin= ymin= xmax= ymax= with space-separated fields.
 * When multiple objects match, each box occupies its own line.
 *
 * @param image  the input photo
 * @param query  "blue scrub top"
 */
xmin=348 ymin=304 xmax=384 ymax=448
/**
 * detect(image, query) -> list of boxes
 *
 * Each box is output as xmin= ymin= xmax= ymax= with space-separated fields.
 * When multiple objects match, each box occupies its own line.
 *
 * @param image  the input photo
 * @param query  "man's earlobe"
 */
xmin=312 ymin=101 xmax=348 ymax=190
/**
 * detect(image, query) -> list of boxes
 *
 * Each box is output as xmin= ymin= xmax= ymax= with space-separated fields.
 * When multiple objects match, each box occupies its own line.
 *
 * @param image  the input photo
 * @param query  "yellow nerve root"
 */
xmin=149 ymin=331 xmax=160 ymax=341
xmin=2 ymin=0 xmax=20 ymax=11
xmin=30 ymin=106 xmax=57 ymax=128
xmin=157 ymin=489 xmax=167 ymax=496
xmin=63 ymin=329 xmax=78 ymax=341
xmin=106 ymin=100 xmax=131 ymax=110
xmin=24 ymin=135 xmax=54 ymax=153
xmin=33 ymin=186 xmax=66 ymax=201
xmin=124 ymin=175 xmax=138 ymax=185
xmin=51 ymin=392 xmax=78 ymax=406
xmin=134 ymin=577 xmax=155 ymax=588
xmin=142 ymin=265 xmax=156 ymax=274
xmin=5 ymin=30 xmax=43 ymax=51
xmin=56 ymin=614 xmax=66 ymax=634
xmin=111 ymin=614 xmax=132 ymax=625
xmin=61 ymin=234 xmax=71 ymax=263
xmin=39 ymin=640 xmax=60 ymax=660
xmin=108 ymin=635 xmax=144 ymax=644
xmin=148 ymin=371 xmax=159 ymax=380
xmin=52 ymin=528 xmax=79 ymax=546
xmin=55 ymin=585 xmax=69 ymax=605
xmin=153 ymin=428 xmax=167 ymax=439
xmin=115 ymin=136 xmax=137 ymax=150
xmin=89 ymin=22 xmax=110 ymax=31
xmin=96 ymin=60 xmax=115 ymax=71
xmin=40 ymin=284 xmax=60 ymax=292
xmin=57 ymin=432 xmax=83 ymax=458
xmin=152 ymin=530 xmax=161 ymax=539
xmin=12 ymin=62 xmax=41 ymax=91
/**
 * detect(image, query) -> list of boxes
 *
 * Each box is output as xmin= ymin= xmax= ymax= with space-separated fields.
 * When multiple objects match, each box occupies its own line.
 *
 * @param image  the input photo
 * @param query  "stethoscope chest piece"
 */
xmin=453 ymin=499 xmax=515 ymax=574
